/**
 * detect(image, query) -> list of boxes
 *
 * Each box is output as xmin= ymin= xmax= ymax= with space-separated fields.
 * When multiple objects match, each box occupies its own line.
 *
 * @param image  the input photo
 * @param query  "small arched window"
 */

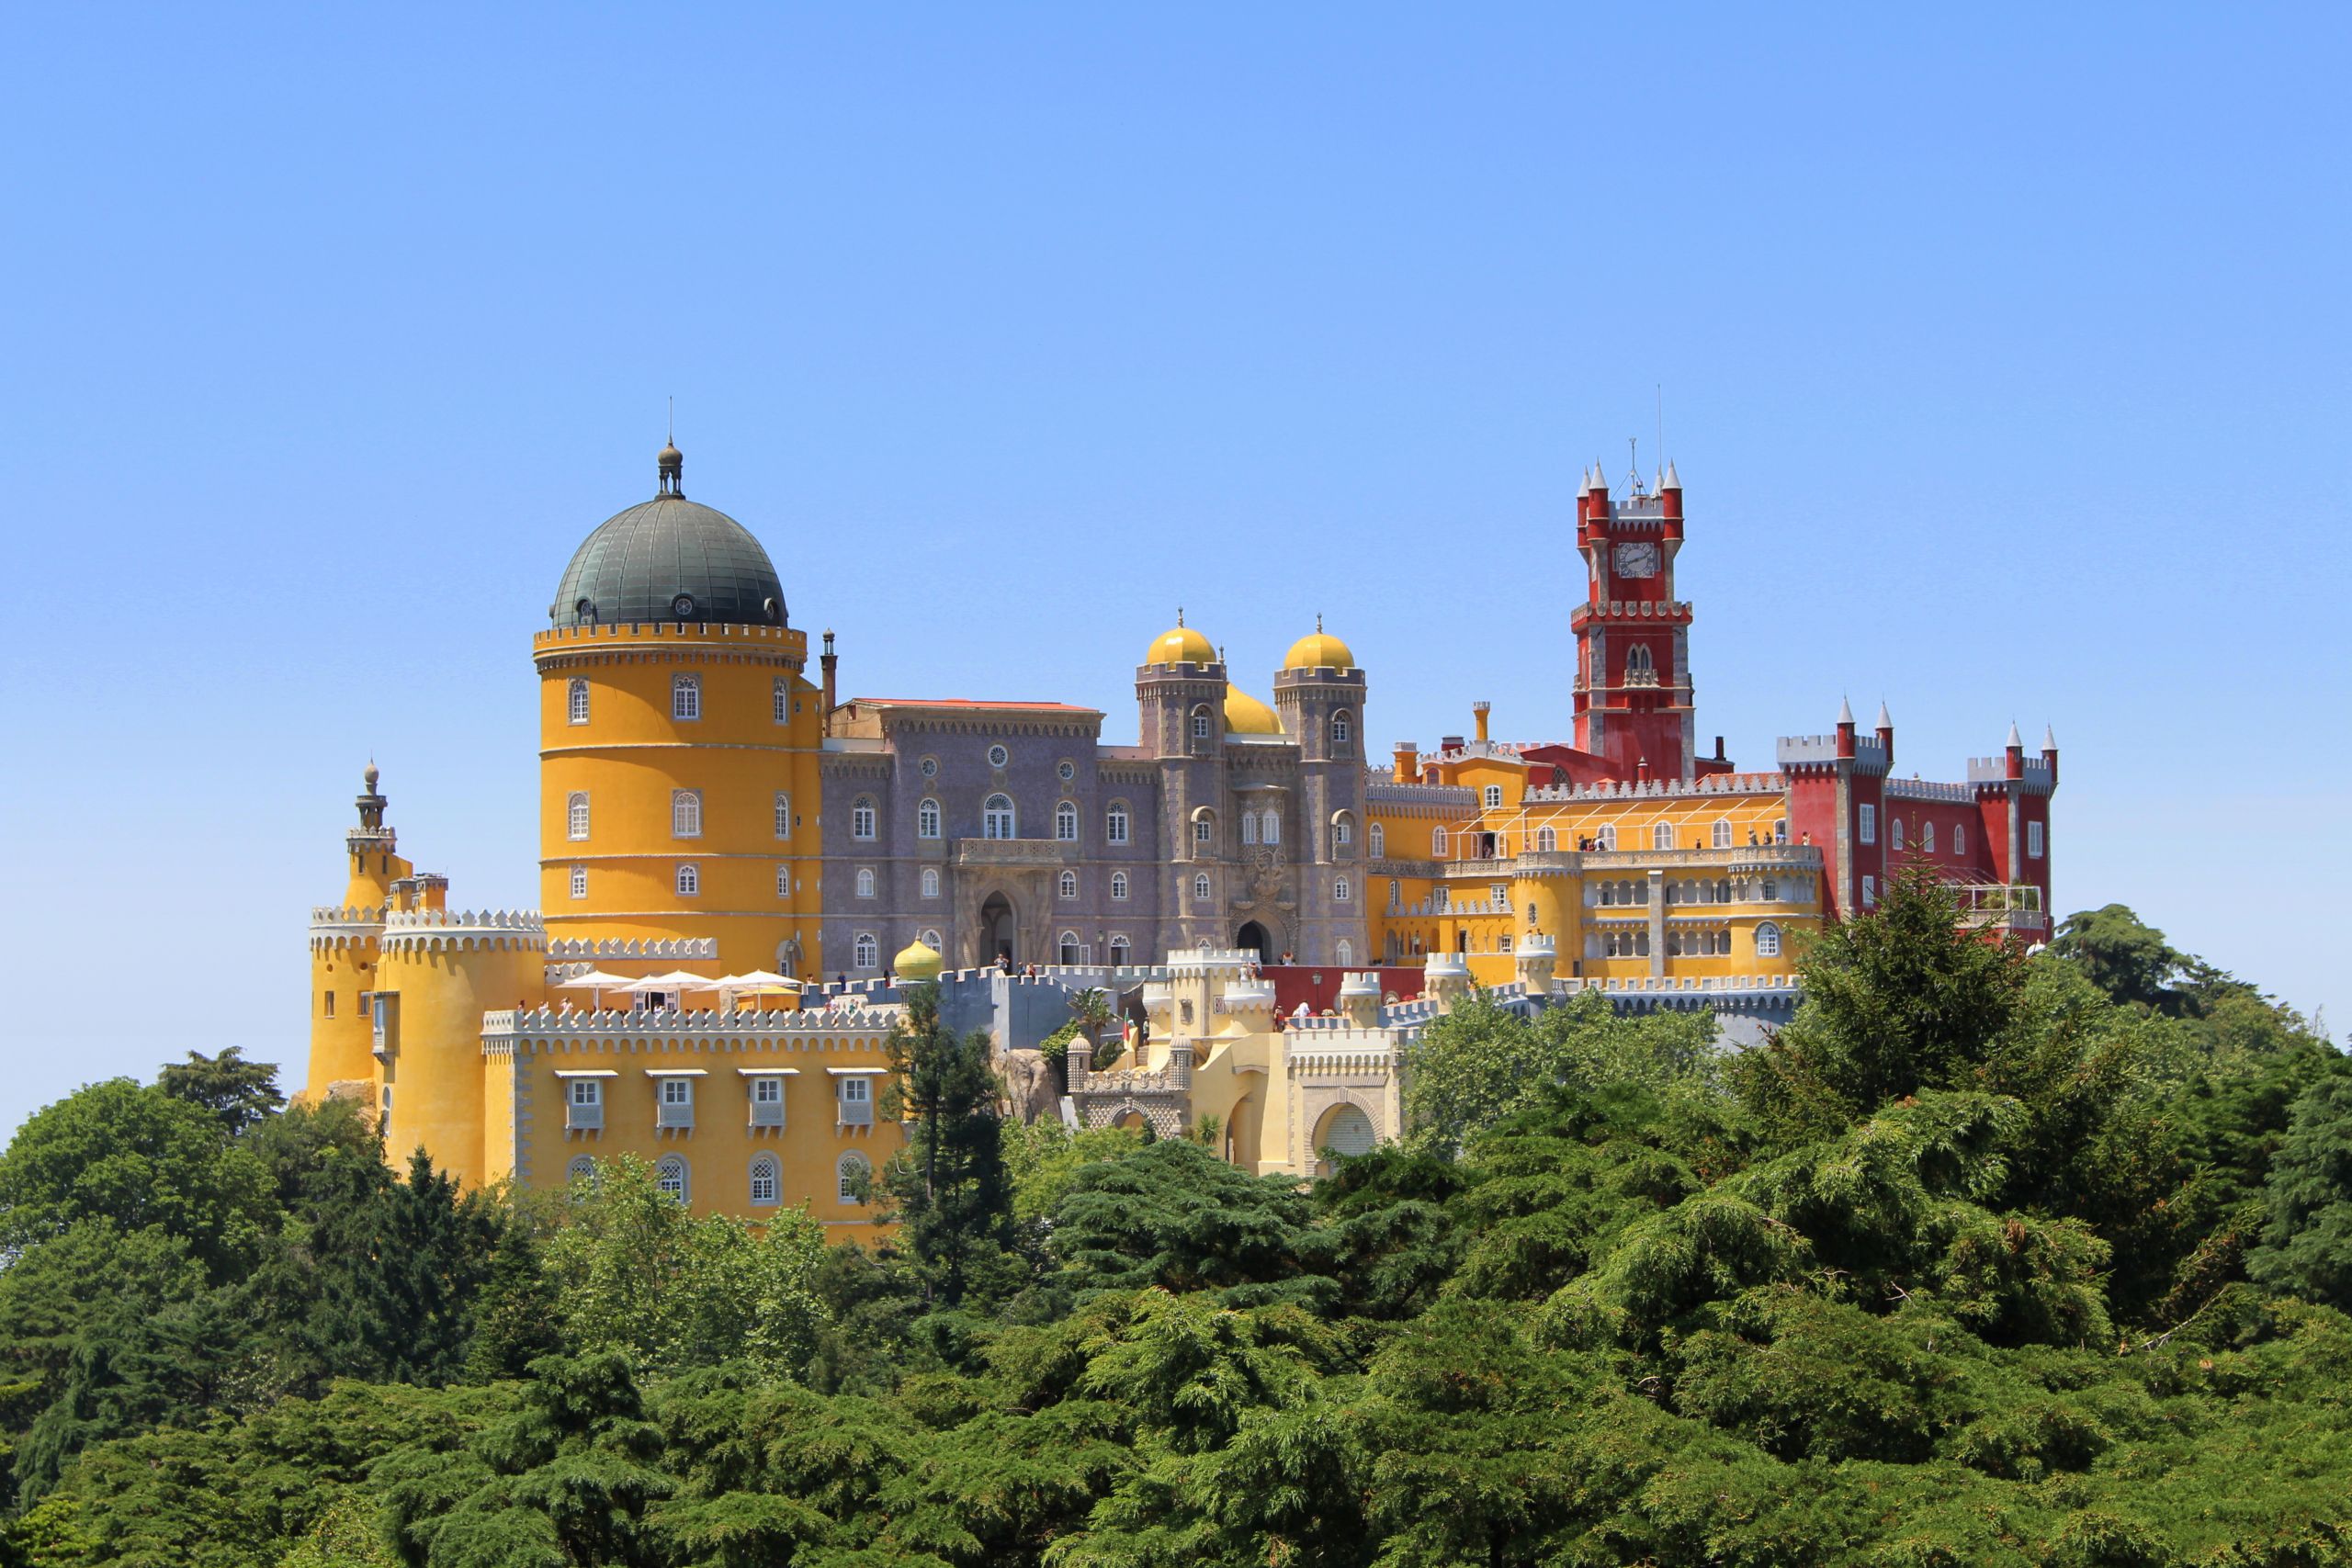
xmin=566 ymin=1155 xmax=596 ymax=1187
xmin=918 ymin=799 xmax=941 ymax=839
xmin=675 ymin=863 xmax=700 ymax=897
xmin=1484 ymin=784 xmax=1503 ymax=809
xmin=1713 ymin=818 xmax=1733 ymax=849
xmin=1059 ymin=931 xmax=1080 ymax=964
xmin=773 ymin=678 xmax=790 ymax=725
xmin=854 ymin=932 xmax=878 ymax=969
xmin=775 ymin=864 xmax=790 ymax=897
xmin=1193 ymin=873 xmax=1212 ymax=901
xmin=1055 ymin=801 xmax=1079 ymax=842
xmin=749 ymin=1155 xmax=780 ymax=1207
xmin=570 ymin=864 xmax=588 ymax=899
xmin=1431 ymin=827 xmax=1449 ymax=857
xmin=1626 ymin=646 xmax=1654 ymax=678
xmin=1336 ymin=939 xmax=1354 ymax=966
xmin=854 ymin=867 xmax=876 ymax=898
xmin=1193 ymin=810 xmax=1215 ymax=849
xmin=673 ymin=790 xmax=702 ymax=839
xmin=568 ymin=792 xmax=591 ymax=840
xmin=852 ymin=798 xmax=877 ymax=840
xmin=1537 ymin=826 xmax=1556 ymax=852
xmin=1652 ymin=822 xmax=1675 ymax=851
xmin=1953 ymin=823 xmax=1966 ymax=854
xmin=1891 ymin=817 xmax=1906 ymax=852
xmin=1774 ymin=818 xmax=1789 ymax=844
xmin=1110 ymin=870 xmax=1129 ymax=900
xmin=1334 ymin=876 xmax=1351 ymax=902
xmin=1369 ymin=823 xmax=1385 ymax=858
xmin=921 ymin=867 xmax=941 ymax=898
xmin=567 ymin=678 xmax=590 ymax=725
xmin=1331 ymin=711 xmax=1352 ymax=747
xmin=919 ymin=928 xmax=942 ymax=950
xmin=1058 ymin=870 xmax=1079 ymax=899
xmin=1923 ymin=822 xmax=1937 ymax=852
xmin=1761 ymin=877 xmax=1779 ymax=902
xmin=1332 ymin=811 xmax=1354 ymax=848
xmin=983 ymin=795 xmax=1015 ymax=839
xmin=1109 ymin=934 xmax=1131 ymax=964
xmin=1756 ymin=921 xmax=1782 ymax=959
xmin=1191 ymin=705 xmax=1214 ymax=741
xmin=775 ymin=792 xmax=792 ymax=840
xmin=672 ymin=674 xmax=701 ymax=721
xmin=1107 ymin=802 xmax=1131 ymax=844
xmin=656 ymin=1156 xmax=689 ymax=1201
xmin=837 ymin=1152 xmax=871 ymax=1204
xmin=1597 ymin=825 xmax=1617 ymax=851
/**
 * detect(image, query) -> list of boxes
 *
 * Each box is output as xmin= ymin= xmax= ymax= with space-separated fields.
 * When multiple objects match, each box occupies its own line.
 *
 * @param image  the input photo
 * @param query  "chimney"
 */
xmin=1473 ymin=702 xmax=1491 ymax=745
xmin=820 ymin=630 xmax=838 ymax=734
xmin=1392 ymin=741 xmax=1419 ymax=784
xmin=1635 ymin=755 xmax=1651 ymax=784
xmin=1713 ymin=735 xmax=1726 ymax=761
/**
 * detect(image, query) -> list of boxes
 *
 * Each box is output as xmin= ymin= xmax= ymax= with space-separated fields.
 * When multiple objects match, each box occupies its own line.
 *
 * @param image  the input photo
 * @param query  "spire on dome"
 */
xmin=1838 ymin=694 xmax=1855 ymax=726
xmin=1875 ymin=701 xmax=1893 ymax=730
xmin=2007 ymin=720 xmax=2024 ymax=748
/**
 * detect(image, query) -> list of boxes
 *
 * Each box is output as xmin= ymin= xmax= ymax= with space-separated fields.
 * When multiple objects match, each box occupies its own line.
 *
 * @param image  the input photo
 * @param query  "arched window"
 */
xmin=837 ymin=1152 xmax=871 ymax=1204
xmin=1058 ymin=870 xmax=1079 ymax=899
xmin=775 ymin=792 xmax=792 ymax=840
xmin=1055 ymin=801 xmax=1079 ymax=842
xmin=1261 ymin=810 xmax=1280 ymax=846
xmin=1761 ymin=877 xmax=1779 ymax=902
xmin=1600 ymin=882 xmax=1615 ymax=907
xmin=567 ymin=678 xmax=590 ymax=724
xmin=854 ymin=932 xmax=878 ymax=968
xmin=1890 ymin=818 xmax=1906 ymax=852
xmin=1369 ymin=822 xmax=1385 ymax=858
xmin=1756 ymin=921 xmax=1782 ymax=958
xmin=1241 ymin=812 xmax=1259 ymax=846
xmin=918 ymin=799 xmax=941 ymax=839
xmin=1387 ymin=878 xmax=1400 ymax=907
xmin=1332 ymin=811 xmax=1354 ymax=848
xmin=672 ymin=673 xmax=700 ymax=721
xmin=775 ymin=864 xmax=790 ymax=897
xmin=1431 ymin=827 xmax=1449 ymax=857
xmin=1716 ymin=879 xmax=1732 ymax=903
xmin=749 ymin=1155 xmax=780 ymax=1206
xmin=566 ymin=1155 xmax=595 ymax=1187
xmin=1193 ymin=810 xmax=1215 ymax=849
xmin=673 ymin=790 xmax=702 ymax=838
xmin=921 ymin=867 xmax=941 ymax=898
xmin=1537 ymin=826 xmax=1556 ymax=852
xmin=1953 ymin=823 xmax=1966 ymax=854
xmin=1484 ymin=784 xmax=1503 ymax=809
xmin=1774 ymin=818 xmax=1789 ymax=844
xmin=1191 ymin=705 xmax=1214 ymax=741
xmin=773 ymin=678 xmax=790 ymax=725
xmin=983 ymin=795 xmax=1015 ymax=839
xmin=1597 ymin=825 xmax=1617 ymax=851
xmin=1107 ymin=802 xmax=1130 ymax=844
xmin=1334 ymin=876 xmax=1351 ymax=902
xmin=1713 ymin=818 xmax=1733 ymax=849
xmin=1652 ymin=822 xmax=1675 ymax=851
xmin=568 ymin=792 xmax=591 ymax=840
xmin=919 ymin=928 xmax=942 ymax=950
xmin=854 ymin=867 xmax=876 ymax=898
xmin=675 ymin=863 xmax=700 ymax=897
xmin=1667 ymin=931 xmax=1681 ymax=957
xmin=570 ymin=864 xmax=588 ymax=899
xmin=1626 ymin=645 xmax=1654 ymax=678
xmin=656 ymin=1155 xmax=689 ymax=1201
xmin=852 ymin=798 xmax=877 ymax=840
xmin=1923 ymin=822 xmax=1937 ymax=852
xmin=1193 ymin=873 xmax=1212 ymax=900
xmin=1110 ymin=870 xmax=1129 ymax=900
xmin=1059 ymin=931 xmax=1080 ymax=964
xmin=1331 ymin=711 xmax=1352 ymax=747
xmin=1336 ymin=939 xmax=1354 ymax=966
xmin=1109 ymin=934 xmax=1131 ymax=964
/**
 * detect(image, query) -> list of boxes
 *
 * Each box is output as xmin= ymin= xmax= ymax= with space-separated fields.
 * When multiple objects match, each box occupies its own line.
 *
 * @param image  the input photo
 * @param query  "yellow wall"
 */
xmin=536 ymin=621 xmax=826 ymax=979
xmin=372 ymin=933 xmax=548 ymax=1187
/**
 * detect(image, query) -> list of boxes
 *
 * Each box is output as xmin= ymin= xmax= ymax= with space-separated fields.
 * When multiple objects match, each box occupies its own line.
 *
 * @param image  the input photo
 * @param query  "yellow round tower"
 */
xmin=370 ymin=905 xmax=547 ymax=1184
xmin=305 ymin=763 xmax=411 ymax=1101
xmin=536 ymin=443 xmax=827 ymax=978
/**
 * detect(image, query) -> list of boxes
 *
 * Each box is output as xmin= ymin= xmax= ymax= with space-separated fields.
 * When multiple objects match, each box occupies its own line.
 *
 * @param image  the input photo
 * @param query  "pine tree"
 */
xmin=877 ymin=982 xmax=1015 ymax=1308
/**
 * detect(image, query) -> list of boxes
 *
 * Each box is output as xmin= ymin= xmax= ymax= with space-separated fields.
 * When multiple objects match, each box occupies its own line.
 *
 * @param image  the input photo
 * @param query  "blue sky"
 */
xmin=2 ymin=5 xmax=2346 ymax=1134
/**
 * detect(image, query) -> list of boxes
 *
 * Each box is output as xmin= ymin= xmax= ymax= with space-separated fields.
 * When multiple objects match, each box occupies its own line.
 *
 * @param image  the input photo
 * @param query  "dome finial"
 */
xmin=1176 ymin=605 xmax=1185 ymax=627
xmin=657 ymin=400 xmax=684 ymax=497
xmin=1316 ymin=612 xmax=1323 ymax=633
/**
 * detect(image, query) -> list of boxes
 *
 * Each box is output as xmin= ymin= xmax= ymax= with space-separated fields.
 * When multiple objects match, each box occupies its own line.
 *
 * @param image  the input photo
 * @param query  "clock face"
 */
xmin=1613 ymin=542 xmax=1661 ymax=579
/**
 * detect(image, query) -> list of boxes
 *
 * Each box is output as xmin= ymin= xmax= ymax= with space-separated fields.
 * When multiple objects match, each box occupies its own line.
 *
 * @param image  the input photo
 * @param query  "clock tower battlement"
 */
xmin=1570 ymin=459 xmax=1695 ymax=780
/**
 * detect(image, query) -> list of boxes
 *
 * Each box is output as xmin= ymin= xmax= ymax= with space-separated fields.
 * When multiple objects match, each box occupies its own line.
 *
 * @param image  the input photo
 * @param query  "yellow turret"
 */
xmin=306 ymin=763 xmax=411 ymax=1102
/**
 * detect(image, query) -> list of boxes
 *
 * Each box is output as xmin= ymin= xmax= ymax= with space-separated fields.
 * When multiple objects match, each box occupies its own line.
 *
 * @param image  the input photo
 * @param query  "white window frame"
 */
xmin=773 ymin=677 xmax=790 ymax=725
xmin=566 ymin=1154 xmax=596 ymax=1185
xmin=1261 ymin=810 xmax=1280 ymax=846
xmin=835 ymin=1075 xmax=876 ymax=1130
xmin=1193 ymin=813 xmax=1214 ymax=848
xmin=1110 ymin=871 xmax=1129 ymax=900
xmin=1107 ymin=802 xmax=1130 ymax=844
xmin=1713 ymin=818 xmax=1733 ymax=849
xmin=854 ymin=932 xmax=878 ymax=969
xmin=1484 ymin=784 xmax=1503 ymax=809
xmin=672 ymin=673 xmax=701 ymax=722
xmin=1859 ymin=804 xmax=1876 ymax=845
xmin=1756 ymin=921 xmax=1781 ymax=959
xmin=983 ymin=795 xmax=1015 ymax=839
xmin=568 ymin=792 xmax=591 ymax=841
xmin=1109 ymin=934 xmax=1131 ymax=965
xmin=749 ymin=1153 xmax=780 ymax=1206
xmin=1890 ymin=817 xmax=1906 ymax=852
xmin=656 ymin=1155 xmax=689 ymax=1201
xmin=1953 ymin=823 xmax=1967 ymax=855
xmin=855 ymin=867 xmax=876 ymax=899
xmin=837 ymin=1150 xmax=872 ymax=1202
xmin=921 ymin=866 xmax=941 ymax=899
xmin=851 ymin=798 xmax=877 ymax=840
xmin=1336 ymin=939 xmax=1353 ymax=965
xmin=1055 ymin=801 xmax=1079 ymax=842
xmin=1653 ymin=822 xmax=1676 ymax=851
xmin=776 ymin=863 xmax=791 ymax=897
xmin=1923 ymin=822 xmax=1937 ymax=853
xmin=1537 ymin=826 xmax=1556 ymax=852
xmin=1861 ymin=874 xmax=1877 ymax=908
xmin=1058 ymin=931 xmax=1080 ymax=964
xmin=1597 ymin=824 xmax=1616 ymax=850
xmin=567 ymin=677 xmax=590 ymax=725
xmin=1369 ymin=823 xmax=1385 ymax=858
xmin=564 ymin=1076 xmax=605 ymax=1131
xmin=2028 ymin=820 xmax=2044 ymax=859
xmin=1193 ymin=873 xmax=1212 ymax=901
xmin=919 ymin=928 xmax=942 ymax=950
xmin=775 ymin=792 xmax=792 ymax=840
xmin=1241 ymin=812 xmax=1259 ymax=846
xmin=918 ymin=798 xmax=941 ymax=839
xmin=1192 ymin=706 xmax=1214 ymax=742
xmin=1058 ymin=869 xmax=1079 ymax=900
xmin=655 ymin=1074 xmax=696 ymax=1130
xmin=1332 ymin=812 xmax=1353 ymax=848
xmin=675 ymin=863 xmax=700 ymax=897
xmin=1431 ymin=827 xmax=1448 ymax=857
xmin=1330 ymin=711 xmax=1352 ymax=746
xmin=1334 ymin=876 xmax=1351 ymax=903
xmin=673 ymin=789 xmax=702 ymax=839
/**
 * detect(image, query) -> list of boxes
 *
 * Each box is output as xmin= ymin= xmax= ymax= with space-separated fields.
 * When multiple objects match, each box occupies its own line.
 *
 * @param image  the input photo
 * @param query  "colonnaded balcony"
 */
xmin=1949 ymin=879 xmax=2049 ymax=937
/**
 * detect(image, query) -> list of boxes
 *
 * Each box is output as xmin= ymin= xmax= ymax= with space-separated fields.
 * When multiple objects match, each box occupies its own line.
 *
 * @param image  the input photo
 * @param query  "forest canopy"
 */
xmin=3 ymin=871 xmax=2347 ymax=1567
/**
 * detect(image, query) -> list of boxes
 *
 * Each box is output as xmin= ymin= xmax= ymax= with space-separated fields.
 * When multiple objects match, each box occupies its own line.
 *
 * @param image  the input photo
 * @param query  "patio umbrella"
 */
xmin=555 ymin=970 xmax=635 ymax=1008
xmin=627 ymin=971 xmax=716 ymax=1007
xmin=709 ymin=970 xmax=802 ymax=1010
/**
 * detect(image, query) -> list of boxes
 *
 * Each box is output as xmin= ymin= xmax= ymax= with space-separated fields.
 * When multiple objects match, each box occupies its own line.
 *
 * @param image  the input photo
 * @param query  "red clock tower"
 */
xmin=1571 ymin=460 xmax=1695 ymax=780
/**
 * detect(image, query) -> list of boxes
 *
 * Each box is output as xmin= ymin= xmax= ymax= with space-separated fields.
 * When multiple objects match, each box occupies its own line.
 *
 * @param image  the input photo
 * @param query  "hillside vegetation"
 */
xmin=3 ymin=868 xmax=2347 ymax=1567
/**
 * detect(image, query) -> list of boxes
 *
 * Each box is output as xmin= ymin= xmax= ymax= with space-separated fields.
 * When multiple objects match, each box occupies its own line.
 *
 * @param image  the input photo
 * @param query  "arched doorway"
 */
xmin=980 ymin=893 xmax=1016 ymax=965
xmin=1236 ymin=920 xmax=1272 ymax=964
xmin=1311 ymin=1102 xmax=1378 ymax=1177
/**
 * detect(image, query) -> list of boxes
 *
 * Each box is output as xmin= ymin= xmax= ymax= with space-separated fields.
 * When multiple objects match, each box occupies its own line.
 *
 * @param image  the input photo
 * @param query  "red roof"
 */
xmin=846 ymin=697 xmax=1102 ymax=714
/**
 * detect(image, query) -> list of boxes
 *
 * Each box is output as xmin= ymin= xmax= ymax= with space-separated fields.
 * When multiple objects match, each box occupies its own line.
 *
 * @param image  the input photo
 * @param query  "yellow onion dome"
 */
xmin=1224 ymin=685 xmax=1284 ymax=736
xmin=1145 ymin=622 xmax=1216 ymax=667
xmin=892 ymin=938 xmax=944 ymax=983
xmin=1283 ymin=625 xmax=1356 ymax=671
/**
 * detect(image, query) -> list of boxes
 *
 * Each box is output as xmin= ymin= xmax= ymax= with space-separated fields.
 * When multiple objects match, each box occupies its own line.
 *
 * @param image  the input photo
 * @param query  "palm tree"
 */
xmin=1068 ymin=987 xmax=1120 ymax=1070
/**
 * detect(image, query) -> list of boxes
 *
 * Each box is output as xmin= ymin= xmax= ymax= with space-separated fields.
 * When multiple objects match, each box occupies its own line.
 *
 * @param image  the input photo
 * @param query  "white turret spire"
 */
xmin=1662 ymin=458 xmax=1681 ymax=490
xmin=1875 ymin=700 xmax=1893 ymax=729
xmin=2042 ymin=724 xmax=2058 ymax=750
xmin=1838 ymin=694 xmax=1855 ymax=726
xmin=2007 ymin=720 xmax=2024 ymax=748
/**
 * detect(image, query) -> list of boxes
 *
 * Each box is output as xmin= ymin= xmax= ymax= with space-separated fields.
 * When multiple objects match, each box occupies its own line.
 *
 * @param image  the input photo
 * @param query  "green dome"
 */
xmin=552 ymin=451 xmax=786 ymax=628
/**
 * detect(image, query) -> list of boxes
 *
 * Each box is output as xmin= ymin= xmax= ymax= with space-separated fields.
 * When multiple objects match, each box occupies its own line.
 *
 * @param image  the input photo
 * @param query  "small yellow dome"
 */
xmin=1283 ymin=625 xmax=1356 ymax=671
xmin=1146 ymin=623 xmax=1216 ymax=667
xmin=893 ymin=938 xmax=943 ymax=983
xmin=1224 ymin=685 xmax=1283 ymax=736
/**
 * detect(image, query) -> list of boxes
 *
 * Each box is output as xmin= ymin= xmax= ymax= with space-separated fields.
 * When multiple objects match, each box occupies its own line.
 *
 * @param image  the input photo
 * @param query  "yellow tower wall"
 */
xmin=371 ymin=910 xmax=548 ymax=1187
xmin=536 ymin=621 xmax=825 ymax=978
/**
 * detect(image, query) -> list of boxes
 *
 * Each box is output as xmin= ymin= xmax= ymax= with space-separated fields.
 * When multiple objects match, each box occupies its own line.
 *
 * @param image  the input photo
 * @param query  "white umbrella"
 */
xmin=629 ymin=970 xmax=715 ymax=990
xmin=556 ymin=970 xmax=636 ymax=1008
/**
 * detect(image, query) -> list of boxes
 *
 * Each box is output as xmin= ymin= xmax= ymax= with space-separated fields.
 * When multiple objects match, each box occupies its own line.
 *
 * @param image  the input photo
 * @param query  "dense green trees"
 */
xmin=4 ymin=895 xmax=2348 ymax=1566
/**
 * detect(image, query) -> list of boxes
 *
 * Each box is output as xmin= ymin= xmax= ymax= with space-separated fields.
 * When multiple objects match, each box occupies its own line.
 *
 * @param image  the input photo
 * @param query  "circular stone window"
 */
xmin=919 ymin=756 xmax=939 ymax=778
xmin=988 ymin=744 xmax=1010 ymax=769
xmin=1057 ymin=760 xmax=1076 ymax=782
xmin=671 ymin=593 xmax=696 ymax=618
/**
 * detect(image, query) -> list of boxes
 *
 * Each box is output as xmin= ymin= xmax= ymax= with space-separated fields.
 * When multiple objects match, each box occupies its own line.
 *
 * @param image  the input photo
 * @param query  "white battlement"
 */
xmin=1166 ymin=946 xmax=1261 ymax=974
xmin=1777 ymin=734 xmax=1889 ymax=767
xmin=546 ymin=936 xmax=720 ymax=963
xmin=1965 ymin=756 xmax=2055 ymax=787
xmin=1521 ymin=770 xmax=1785 ymax=804
xmin=481 ymin=1001 xmax=902 ymax=1043
xmin=311 ymin=905 xmax=386 ymax=926
xmin=379 ymin=908 xmax=548 ymax=955
xmin=384 ymin=908 xmax=543 ymax=931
